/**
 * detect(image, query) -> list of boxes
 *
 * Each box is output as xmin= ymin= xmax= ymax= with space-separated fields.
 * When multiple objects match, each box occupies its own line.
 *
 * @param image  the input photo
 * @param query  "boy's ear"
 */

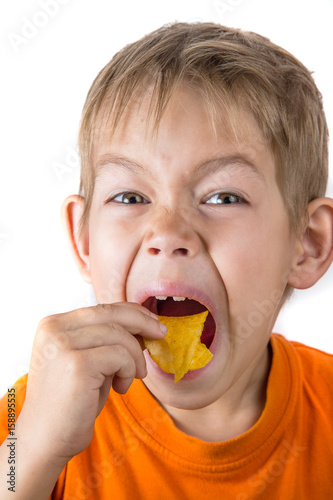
xmin=61 ymin=195 xmax=91 ymax=283
xmin=288 ymin=197 xmax=333 ymax=289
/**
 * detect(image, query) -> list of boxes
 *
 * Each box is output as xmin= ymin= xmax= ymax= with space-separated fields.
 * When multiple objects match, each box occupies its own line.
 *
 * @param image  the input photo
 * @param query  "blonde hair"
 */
xmin=78 ymin=22 xmax=328 ymax=235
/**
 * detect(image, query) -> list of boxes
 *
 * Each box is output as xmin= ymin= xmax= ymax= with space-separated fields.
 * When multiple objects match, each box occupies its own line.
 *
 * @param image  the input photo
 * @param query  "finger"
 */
xmin=112 ymin=374 xmax=134 ymax=394
xmin=49 ymin=303 xmax=167 ymax=337
xmin=83 ymin=344 xmax=138 ymax=391
xmin=63 ymin=323 xmax=147 ymax=377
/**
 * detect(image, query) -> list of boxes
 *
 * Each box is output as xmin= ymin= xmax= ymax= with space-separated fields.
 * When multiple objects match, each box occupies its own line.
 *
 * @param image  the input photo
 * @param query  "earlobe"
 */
xmin=61 ymin=195 xmax=92 ymax=283
xmin=288 ymin=197 xmax=333 ymax=289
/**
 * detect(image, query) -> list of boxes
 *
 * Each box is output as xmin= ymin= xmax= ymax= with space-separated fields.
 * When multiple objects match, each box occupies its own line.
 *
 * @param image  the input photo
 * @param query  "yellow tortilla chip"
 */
xmin=144 ymin=311 xmax=213 ymax=383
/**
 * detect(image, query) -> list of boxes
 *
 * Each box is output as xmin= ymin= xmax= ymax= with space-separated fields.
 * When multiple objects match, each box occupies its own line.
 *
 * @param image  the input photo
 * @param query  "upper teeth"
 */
xmin=155 ymin=296 xmax=186 ymax=301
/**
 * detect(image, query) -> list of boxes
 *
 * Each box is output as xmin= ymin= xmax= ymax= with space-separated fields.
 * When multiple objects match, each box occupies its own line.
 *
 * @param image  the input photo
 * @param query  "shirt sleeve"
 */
xmin=0 ymin=374 xmax=28 ymax=445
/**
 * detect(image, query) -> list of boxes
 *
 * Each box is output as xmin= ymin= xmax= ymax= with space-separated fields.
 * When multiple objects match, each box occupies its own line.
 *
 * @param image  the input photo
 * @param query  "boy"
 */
xmin=1 ymin=22 xmax=333 ymax=499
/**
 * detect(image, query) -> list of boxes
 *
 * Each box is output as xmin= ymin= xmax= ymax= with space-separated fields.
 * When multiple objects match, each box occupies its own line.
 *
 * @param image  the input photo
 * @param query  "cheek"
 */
xmin=211 ymin=213 xmax=292 ymax=337
xmin=88 ymin=214 xmax=139 ymax=303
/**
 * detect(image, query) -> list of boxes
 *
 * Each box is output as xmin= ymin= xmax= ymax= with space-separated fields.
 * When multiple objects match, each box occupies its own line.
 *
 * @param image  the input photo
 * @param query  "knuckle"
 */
xmin=64 ymin=350 xmax=86 ymax=377
xmin=108 ymin=322 xmax=119 ymax=335
xmin=106 ymin=322 xmax=124 ymax=340
xmin=119 ymin=352 xmax=136 ymax=379
xmin=96 ymin=303 xmax=116 ymax=316
xmin=35 ymin=316 xmax=59 ymax=349
xmin=140 ymin=310 xmax=155 ymax=327
xmin=36 ymin=315 xmax=70 ymax=353
xmin=125 ymin=364 xmax=136 ymax=380
xmin=113 ymin=343 xmax=129 ymax=359
xmin=37 ymin=315 xmax=57 ymax=335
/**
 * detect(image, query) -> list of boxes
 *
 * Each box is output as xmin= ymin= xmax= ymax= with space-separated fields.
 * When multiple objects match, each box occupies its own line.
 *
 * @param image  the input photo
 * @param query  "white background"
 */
xmin=0 ymin=0 xmax=332 ymax=397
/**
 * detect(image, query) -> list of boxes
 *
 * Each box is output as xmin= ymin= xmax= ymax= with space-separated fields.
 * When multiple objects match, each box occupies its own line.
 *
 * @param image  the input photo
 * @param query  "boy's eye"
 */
xmin=110 ymin=192 xmax=149 ymax=204
xmin=204 ymin=193 xmax=244 ymax=205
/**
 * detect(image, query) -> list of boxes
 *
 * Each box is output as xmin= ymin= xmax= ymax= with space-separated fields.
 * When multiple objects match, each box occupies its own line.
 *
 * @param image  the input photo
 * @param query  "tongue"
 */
xmin=156 ymin=297 xmax=207 ymax=317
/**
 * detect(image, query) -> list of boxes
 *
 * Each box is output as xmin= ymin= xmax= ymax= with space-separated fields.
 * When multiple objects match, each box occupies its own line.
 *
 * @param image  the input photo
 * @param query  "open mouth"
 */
xmin=142 ymin=296 xmax=216 ymax=349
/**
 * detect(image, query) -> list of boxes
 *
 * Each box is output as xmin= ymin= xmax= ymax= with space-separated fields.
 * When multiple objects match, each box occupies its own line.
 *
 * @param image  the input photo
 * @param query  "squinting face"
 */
xmin=85 ymin=86 xmax=298 ymax=409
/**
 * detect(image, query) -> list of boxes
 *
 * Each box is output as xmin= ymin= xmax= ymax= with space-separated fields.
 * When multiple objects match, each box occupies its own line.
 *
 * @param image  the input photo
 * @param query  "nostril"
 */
xmin=174 ymin=248 xmax=188 ymax=256
xmin=148 ymin=247 xmax=161 ymax=256
xmin=147 ymin=247 xmax=188 ymax=256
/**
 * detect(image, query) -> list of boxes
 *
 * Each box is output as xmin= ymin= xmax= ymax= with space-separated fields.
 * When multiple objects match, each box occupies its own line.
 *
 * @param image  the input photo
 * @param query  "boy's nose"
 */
xmin=143 ymin=209 xmax=202 ymax=258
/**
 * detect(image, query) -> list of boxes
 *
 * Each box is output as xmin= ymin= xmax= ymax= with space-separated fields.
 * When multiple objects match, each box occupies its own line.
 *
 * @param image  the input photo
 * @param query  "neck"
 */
xmin=161 ymin=345 xmax=272 ymax=442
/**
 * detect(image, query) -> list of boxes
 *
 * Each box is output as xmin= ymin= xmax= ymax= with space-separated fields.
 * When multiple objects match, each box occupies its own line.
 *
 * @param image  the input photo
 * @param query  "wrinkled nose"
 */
xmin=143 ymin=209 xmax=202 ymax=258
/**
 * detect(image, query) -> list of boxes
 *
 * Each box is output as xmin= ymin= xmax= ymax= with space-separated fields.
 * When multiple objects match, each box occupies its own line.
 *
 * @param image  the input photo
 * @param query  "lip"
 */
xmin=134 ymin=281 xmax=217 ymax=330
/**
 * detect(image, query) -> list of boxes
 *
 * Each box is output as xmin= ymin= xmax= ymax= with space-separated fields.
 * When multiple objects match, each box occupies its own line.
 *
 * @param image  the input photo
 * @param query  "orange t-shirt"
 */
xmin=1 ymin=333 xmax=333 ymax=499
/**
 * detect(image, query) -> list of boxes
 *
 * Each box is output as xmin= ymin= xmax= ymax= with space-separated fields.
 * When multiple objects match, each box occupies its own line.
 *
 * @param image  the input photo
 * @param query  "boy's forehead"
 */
xmin=92 ymin=86 xmax=272 ymax=171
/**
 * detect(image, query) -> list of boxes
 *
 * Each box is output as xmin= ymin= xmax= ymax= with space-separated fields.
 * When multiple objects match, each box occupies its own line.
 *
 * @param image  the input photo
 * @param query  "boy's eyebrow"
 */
xmin=95 ymin=153 xmax=266 ymax=182
xmin=196 ymin=155 xmax=266 ymax=182
xmin=95 ymin=154 xmax=145 ymax=176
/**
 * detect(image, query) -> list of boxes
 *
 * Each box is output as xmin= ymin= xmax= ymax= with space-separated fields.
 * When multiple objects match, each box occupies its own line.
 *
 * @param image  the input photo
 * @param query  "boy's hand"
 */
xmin=18 ymin=302 xmax=166 ymax=467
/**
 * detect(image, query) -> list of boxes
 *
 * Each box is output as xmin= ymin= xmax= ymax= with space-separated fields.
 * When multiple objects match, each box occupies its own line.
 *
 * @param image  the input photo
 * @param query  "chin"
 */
xmin=143 ymin=370 xmax=224 ymax=411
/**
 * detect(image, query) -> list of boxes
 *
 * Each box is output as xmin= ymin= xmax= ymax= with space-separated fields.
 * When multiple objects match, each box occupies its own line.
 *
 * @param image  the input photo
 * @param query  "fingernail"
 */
xmin=159 ymin=323 xmax=168 ymax=334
